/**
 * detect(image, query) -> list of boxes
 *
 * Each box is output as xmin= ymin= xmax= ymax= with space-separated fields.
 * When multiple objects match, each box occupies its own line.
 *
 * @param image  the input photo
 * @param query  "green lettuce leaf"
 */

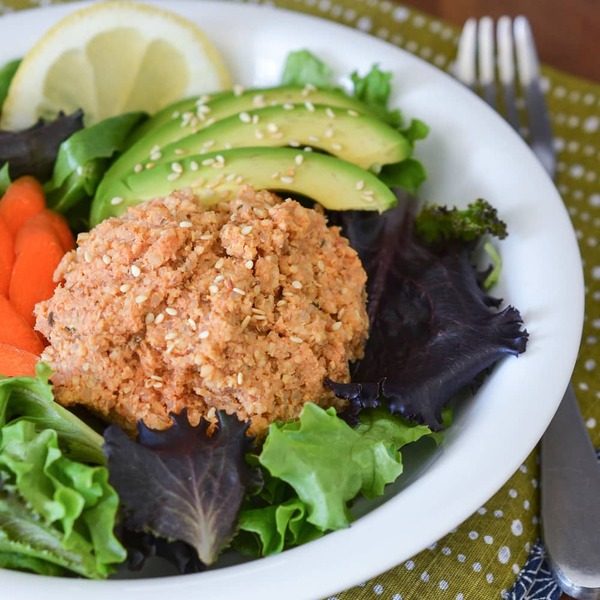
xmin=0 ymin=58 xmax=19 ymax=113
xmin=45 ymin=111 xmax=146 ymax=216
xmin=281 ymin=49 xmax=334 ymax=88
xmin=379 ymin=158 xmax=427 ymax=194
xmin=257 ymin=404 xmax=433 ymax=531
xmin=0 ymin=363 xmax=105 ymax=465
xmin=0 ymin=420 xmax=125 ymax=578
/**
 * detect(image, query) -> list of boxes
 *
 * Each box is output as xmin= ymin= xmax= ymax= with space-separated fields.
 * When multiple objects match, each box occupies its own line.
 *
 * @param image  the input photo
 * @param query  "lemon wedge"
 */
xmin=0 ymin=1 xmax=232 ymax=130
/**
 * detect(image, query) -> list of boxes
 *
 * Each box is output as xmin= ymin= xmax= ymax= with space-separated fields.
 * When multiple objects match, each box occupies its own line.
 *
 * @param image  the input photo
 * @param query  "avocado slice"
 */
xmin=90 ymin=147 xmax=396 ymax=226
xmin=152 ymin=104 xmax=410 ymax=171
xmin=104 ymin=86 xmax=375 ymax=188
xmin=130 ymin=85 xmax=372 ymax=142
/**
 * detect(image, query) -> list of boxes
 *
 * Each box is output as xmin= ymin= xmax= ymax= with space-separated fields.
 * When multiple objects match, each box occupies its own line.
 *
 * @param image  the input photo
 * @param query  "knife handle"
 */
xmin=541 ymin=384 xmax=600 ymax=600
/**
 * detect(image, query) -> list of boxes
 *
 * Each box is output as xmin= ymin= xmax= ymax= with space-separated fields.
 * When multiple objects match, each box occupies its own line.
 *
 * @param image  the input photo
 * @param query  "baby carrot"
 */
xmin=20 ymin=209 xmax=75 ymax=252
xmin=9 ymin=227 xmax=64 ymax=326
xmin=0 ymin=176 xmax=46 ymax=237
xmin=0 ymin=216 xmax=12 ymax=296
xmin=0 ymin=295 xmax=44 ymax=354
xmin=0 ymin=342 xmax=38 ymax=377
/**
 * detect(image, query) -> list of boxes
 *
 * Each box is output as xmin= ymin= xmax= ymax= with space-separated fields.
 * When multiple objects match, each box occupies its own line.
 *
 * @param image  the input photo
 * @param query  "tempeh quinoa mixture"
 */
xmin=35 ymin=186 xmax=369 ymax=435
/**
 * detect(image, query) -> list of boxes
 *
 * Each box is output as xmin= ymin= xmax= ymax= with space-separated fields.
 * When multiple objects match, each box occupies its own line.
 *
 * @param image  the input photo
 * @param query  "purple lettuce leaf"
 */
xmin=103 ymin=410 xmax=259 ymax=566
xmin=326 ymin=199 xmax=528 ymax=430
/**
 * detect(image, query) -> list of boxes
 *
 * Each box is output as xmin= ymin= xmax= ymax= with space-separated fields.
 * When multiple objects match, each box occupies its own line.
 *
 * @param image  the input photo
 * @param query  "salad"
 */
xmin=0 ymin=1 xmax=528 ymax=580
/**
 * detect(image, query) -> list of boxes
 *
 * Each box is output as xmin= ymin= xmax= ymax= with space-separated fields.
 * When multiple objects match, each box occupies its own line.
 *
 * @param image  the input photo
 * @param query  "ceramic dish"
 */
xmin=0 ymin=1 xmax=584 ymax=598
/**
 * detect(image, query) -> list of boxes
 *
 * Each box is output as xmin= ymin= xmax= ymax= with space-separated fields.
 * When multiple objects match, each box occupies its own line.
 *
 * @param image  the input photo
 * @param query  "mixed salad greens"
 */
xmin=0 ymin=48 xmax=528 ymax=578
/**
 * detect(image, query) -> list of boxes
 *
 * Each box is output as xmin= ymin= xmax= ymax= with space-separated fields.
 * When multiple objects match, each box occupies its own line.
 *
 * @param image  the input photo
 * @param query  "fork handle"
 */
xmin=541 ymin=384 xmax=600 ymax=599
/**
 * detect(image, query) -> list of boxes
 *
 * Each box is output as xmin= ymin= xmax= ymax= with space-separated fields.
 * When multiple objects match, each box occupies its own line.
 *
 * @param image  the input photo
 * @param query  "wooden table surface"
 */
xmin=404 ymin=0 xmax=600 ymax=82
xmin=397 ymin=7 xmax=596 ymax=600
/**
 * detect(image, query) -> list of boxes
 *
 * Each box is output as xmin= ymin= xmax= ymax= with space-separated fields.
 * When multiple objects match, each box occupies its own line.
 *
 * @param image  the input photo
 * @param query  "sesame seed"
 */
xmin=110 ymin=196 xmax=123 ymax=206
xmin=253 ymin=94 xmax=265 ymax=107
xmin=252 ymin=115 xmax=260 ymax=125
xmin=272 ymin=131 xmax=284 ymax=140
xmin=303 ymin=146 xmax=313 ymax=152
xmin=245 ymin=260 xmax=254 ymax=269
xmin=355 ymin=180 xmax=365 ymax=191
xmin=325 ymin=107 xmax=336 ymax=119
xmin=235 ymin=176 xmax=244 ymax=185
xmin=255 ymin=129 xmax=265 ymax=140
xmin=332 ymin=321 xmax=342 ymax=331
xmin=241 ymin=225 xmax=253 ymax=235
xmin=233 ymin=83 xmax=245 ymax=96
xmin=145 ymin=162 xmax=155 ymax=170
xmin=301 ymin=83 xmax=316 ymax=96
xmin=179 ymin=220 xmax=193 ymax=228
xmin=288 ymin=139 xmax=301 ymax=147
xmin=165 ymin=307 xmax=178 ymax=316
xmin=134 ymin=163 xmax=143 ymax=173
xmin=171 ymin=110 xmax=180 ymax=119
xmin=347 ymin=109 xmax=359 ymax=117
xmin=280 ymin=176 xmax=294 ymax=184
xmin=150 ymin=150 xmax=162 ymax=161
xmin=304 ymin=101 xmax=315 ymax=112
xmin=145 ymin=313 xmax=155 ymax=324
xmin=239 ymin=111 xmax=252 ymax=123
xmin=119 ymin=284 xmax=131 ymax=293
xmin=187 ymin=318 xmax=197 ymax=331
xmin=363 ymin=189 xmax=374 ymax=196
xmin=130 ymin=265 xmax=141 ymax=277
xmin=283 ymin=103 xmax=294 ymax=110
xmin=202 ymin=140 xmax=215 ymax=149
xmin=167 ymin=173 xmax=181 ymax=182
xmin=154 ymin=313 xmax=165 ymax=324
xmin=202 ymin=158 xmax=215 ymax=166
xmin=290 ymin=336 xmax=303 ymax=344
xmin=214 ymin=274 xmax=225 ymax=283
xmin=276 ymin=300 xmax=287 ymax=307
xmin=135 ymin=294 xmax=148 ymax=304
xmin=271 ymin=171 xmax=280 ymax=180
xmin=215 ymin=154 xmax=225 ymax=164
xmin=294 ymin=154 xmax=304 ymax=166
xmin=237 ymin=372 xmax=244 ymax=385
xmin=190 ymin=160 xmax=199 ymax=171
xmin=215 ymin=258 xmax=225 ymax=269
xmin=199 ymin=330 xmax=210 ymax=339
xmin=171 ymin=162 xmax=183 ymax=174
xmin=291 ymin=280 xmax=303 ymax=289
xmin=241 ymin=315 xmax=251 ymax=330
xmin=308 ymin=135 xmax=320 ymax=143
xmin=174 ymin=148 xmax=186 ymax=156
xmin=165 ymin=332 xmax=177 ymax=341
xmin=332 ymin=143 xmax=343 ymax=151
xmin=197 ymin=104 xmax=211 ymax=115
xmin=209 ymin=285 xmax=218 ymax=294
xmin=325 ymin=127 xmax=334 ymax=138
xmin=233 ymin=287 xmax=246 ymax=296
xmin=267 ymin=122 xmax=279 ymax=133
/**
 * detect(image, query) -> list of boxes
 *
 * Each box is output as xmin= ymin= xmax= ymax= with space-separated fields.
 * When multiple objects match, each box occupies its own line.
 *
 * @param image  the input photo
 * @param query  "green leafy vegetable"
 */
xmin=256 ymin=404 xmax=433 ymax=532
xmin=350 ymin=65 xmax=403 ymax=127
xmin=401 ymin=118 xmax=430 ymax=145
xmin=0 ymin=162 xmax=10 ymax=195
xmin=0 ymin=363 xmax=105 ymax=465
xmin=281 ymin=49 xmax=334 ymax=88
xmin=415 ymin=199 xmax=508 ymax=245
xmin=104 ymin=411 xmax=259 ymax=566
xmin=379 ymin=158 xmax=427 ymax=193
xmin=0 ymin=58 xmax=20 ymax=112
xmin=46 ymin=111 xmax=146 ymax=216
xmin=0 ymin=420 xmax=125 ymax=578
xmin=482 ymin=241 xmax=502 ymax=289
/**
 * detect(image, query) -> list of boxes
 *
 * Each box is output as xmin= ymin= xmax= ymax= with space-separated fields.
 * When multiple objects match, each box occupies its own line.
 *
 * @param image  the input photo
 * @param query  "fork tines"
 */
xmin=454 ymin=16 xmax=555 ymax=177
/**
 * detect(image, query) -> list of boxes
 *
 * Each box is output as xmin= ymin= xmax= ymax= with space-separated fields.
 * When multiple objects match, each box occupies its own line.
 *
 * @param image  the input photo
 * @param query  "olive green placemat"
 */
xmin=2 ymin=1 xmax=599 ymax=598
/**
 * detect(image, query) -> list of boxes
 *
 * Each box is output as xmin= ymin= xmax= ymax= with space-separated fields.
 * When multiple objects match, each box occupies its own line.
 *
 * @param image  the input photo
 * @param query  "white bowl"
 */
xmin=0 ymin=2 xmax=583 ymax=599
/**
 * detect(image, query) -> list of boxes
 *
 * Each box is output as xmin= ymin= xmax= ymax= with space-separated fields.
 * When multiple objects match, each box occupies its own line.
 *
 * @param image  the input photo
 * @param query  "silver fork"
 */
xmin=454 ymin=16 xmax=600 ymax=600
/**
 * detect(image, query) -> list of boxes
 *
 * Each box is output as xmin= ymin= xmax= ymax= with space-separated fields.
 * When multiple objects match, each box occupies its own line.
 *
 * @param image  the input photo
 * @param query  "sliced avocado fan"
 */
xmin=90 ymin=147 xmax=397 ymax=226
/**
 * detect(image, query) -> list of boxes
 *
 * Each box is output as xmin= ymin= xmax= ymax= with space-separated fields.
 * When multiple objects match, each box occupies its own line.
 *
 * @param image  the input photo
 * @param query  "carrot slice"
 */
xmin=0 ymin=216 xmax=13 ymax=296
xmin=9 ymin=229 xmax=64 ymax=326
xmin=0 ymin=176 xmax=46 ymax=237
xmin=0 ymin=295 xmax=45 ymax=354
xmin=19 ymin=209 xmax=75 ymax=252
xmin=0 ymin=342 xmax=38 ymax=377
